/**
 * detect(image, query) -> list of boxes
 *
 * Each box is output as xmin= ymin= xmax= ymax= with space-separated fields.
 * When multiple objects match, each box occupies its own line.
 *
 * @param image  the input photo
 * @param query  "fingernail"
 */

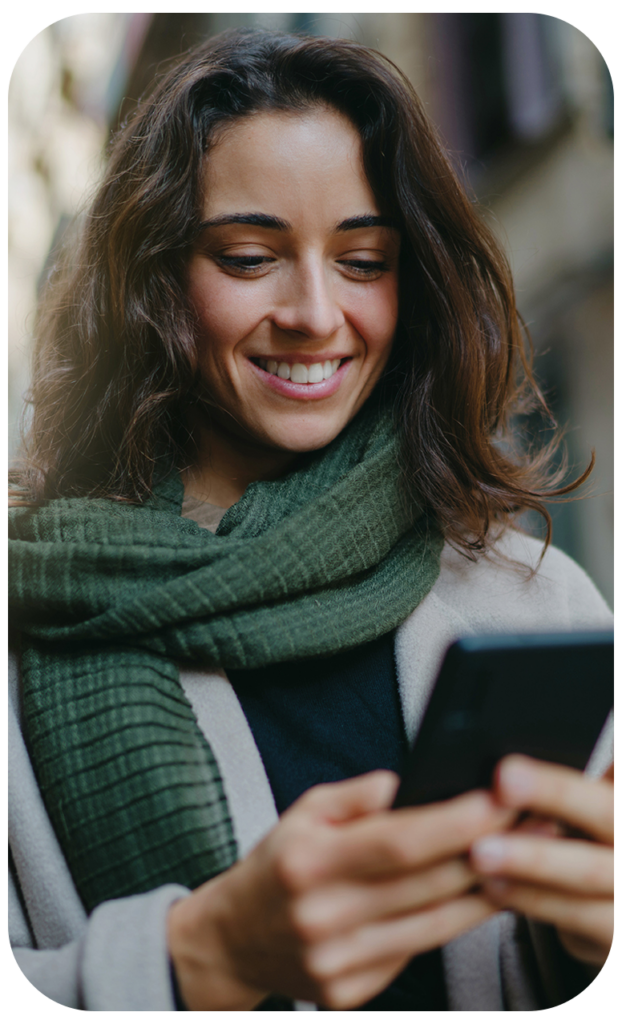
xmin=500 ymin=759 xmax=534 ymax=801
xmin=471 ymin=835 xmax=508 ymax=870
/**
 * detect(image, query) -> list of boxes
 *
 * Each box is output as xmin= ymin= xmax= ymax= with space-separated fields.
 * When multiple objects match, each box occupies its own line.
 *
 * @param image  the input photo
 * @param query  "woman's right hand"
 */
xmin=167 ymin=770 xmax=514 ymax=1010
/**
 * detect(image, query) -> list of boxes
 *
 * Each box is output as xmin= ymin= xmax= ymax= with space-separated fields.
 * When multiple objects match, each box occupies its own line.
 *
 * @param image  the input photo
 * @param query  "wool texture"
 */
xmin=9 ymin=403 xmax=443 ymax=911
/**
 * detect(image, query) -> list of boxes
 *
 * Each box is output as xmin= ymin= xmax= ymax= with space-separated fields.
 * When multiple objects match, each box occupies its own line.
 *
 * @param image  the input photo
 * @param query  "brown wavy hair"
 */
xmin=12 ymin=28 xmax=587 ymax=555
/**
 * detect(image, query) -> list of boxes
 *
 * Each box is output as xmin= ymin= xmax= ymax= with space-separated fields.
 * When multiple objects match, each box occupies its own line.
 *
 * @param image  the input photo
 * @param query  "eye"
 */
xmin=215 ymin=254 xmax=276 ymax=274
xmin=214 ymin=252 xmax=389 ymax=276
xmin=338 ymin=258 xmax=390 ymax=278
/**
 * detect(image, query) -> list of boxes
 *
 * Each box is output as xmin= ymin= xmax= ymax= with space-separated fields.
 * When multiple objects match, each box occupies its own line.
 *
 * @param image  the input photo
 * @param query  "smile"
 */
xmin=249 ymin=356 xmax=352 ymax=399
xmin=254 ymin=358 xmax=343 ymax=384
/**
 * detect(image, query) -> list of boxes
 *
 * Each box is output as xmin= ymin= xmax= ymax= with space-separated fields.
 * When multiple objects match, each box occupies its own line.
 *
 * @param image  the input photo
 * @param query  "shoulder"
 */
xmin=427 ymin=529 xmax=612 ymax=635
xmin=400 ymin=525 xmax=612 ymax=675
xmin=395 ymin=530 xmax=612 ymax=740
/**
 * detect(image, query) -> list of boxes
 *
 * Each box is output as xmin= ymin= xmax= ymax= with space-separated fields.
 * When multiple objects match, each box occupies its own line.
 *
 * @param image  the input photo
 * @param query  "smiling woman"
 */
xmin=9 ymin=30 xmax=570 ymax=545
xmin=184 ymin=108 xmax=400 ymax=504
xmin=8 ymin=28 xmax=612 ymax=1012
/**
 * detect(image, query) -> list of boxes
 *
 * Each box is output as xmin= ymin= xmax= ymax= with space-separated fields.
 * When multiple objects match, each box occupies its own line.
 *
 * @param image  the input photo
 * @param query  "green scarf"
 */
xmin=9 ymin=404 xmax=443 ymax=912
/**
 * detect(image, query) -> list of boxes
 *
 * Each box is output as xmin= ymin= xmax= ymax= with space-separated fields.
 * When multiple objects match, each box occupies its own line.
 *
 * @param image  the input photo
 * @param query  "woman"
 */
xmin=9 ymin=30 xmax=612 ymax=1011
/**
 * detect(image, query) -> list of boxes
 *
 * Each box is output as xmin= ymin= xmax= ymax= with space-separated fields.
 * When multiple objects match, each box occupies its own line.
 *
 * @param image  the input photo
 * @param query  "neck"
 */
xmin=182 ymin=417 xmax=299 ymax=508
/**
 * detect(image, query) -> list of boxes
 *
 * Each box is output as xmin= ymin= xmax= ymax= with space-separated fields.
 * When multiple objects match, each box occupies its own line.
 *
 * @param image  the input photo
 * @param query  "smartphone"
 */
xmin=393 ymin=631 xmax=613 ymax=808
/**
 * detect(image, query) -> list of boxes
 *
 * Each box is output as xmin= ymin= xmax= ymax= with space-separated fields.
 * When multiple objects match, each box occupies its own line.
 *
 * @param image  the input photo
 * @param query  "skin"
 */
xmin=168 ymin=108 xmax=614 ymax=1008
xmin=471 ymin=756 xmax=613 ymax=968
xmin=183 ymin=107 xmax=400 ymax=507
xmin=168 ymin=773 xmax=515 ymax=1009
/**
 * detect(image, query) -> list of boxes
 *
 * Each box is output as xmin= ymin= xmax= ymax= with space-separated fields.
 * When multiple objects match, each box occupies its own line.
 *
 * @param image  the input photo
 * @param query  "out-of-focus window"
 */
xmin=429 ymin=13 xmax=575 ymax=187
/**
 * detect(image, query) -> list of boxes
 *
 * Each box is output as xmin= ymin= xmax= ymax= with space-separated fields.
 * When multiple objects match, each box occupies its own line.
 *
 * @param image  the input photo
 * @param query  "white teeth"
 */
xmin=257 ymin=358 xmax=343 ymax=382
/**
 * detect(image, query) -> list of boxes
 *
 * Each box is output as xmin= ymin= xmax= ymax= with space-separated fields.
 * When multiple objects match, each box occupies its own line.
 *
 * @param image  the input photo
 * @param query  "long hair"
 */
xmin=12 ymin=28 xmax=586 ymax=554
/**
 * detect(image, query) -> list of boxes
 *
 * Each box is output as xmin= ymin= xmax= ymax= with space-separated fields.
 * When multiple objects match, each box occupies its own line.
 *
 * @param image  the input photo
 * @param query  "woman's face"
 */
xmin=186 ymin=107 xmax=400 ymax=455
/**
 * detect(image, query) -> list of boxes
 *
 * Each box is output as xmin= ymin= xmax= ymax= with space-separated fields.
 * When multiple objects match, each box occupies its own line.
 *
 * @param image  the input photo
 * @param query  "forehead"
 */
xmin=201 ymin=108 xmax=379 ymax=220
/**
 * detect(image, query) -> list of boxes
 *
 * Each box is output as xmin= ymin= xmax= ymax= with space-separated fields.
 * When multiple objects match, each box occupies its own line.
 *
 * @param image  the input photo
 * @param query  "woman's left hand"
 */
xmin=470 ymin=755 xmax=613 ymax=968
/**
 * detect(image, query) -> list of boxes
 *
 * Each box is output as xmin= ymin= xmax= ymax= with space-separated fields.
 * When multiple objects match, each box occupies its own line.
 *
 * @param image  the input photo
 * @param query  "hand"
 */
xmin=470 ymin=756 xmax=613 ymax=967
xmin=168 ymin=770 xmax=514 ymax=1010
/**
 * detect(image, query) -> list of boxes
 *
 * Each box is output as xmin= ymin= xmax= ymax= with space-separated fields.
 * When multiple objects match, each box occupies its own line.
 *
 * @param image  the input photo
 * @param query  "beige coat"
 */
xmin=9 ymin=531 xmax=613 ymax=1010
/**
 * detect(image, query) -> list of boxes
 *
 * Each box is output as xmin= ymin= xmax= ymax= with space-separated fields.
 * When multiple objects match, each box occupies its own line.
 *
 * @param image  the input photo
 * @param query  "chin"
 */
xmin=268 ymin=422 xmax=348 ymax=453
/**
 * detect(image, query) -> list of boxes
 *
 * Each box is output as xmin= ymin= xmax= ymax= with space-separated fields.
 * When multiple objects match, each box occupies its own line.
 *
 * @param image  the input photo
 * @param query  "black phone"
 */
xmin=393 ymin=631 xmax=613 ymax=808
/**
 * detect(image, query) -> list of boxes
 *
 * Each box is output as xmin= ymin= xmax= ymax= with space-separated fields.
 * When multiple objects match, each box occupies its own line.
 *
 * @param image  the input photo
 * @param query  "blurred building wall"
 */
xmin=8 ymin=13 xmax=613 ymax=604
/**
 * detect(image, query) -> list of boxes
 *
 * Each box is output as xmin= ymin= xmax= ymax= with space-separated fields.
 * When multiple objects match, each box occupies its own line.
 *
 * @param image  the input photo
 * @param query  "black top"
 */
xmin=228 ymin=631 xmax=448 ymax=1011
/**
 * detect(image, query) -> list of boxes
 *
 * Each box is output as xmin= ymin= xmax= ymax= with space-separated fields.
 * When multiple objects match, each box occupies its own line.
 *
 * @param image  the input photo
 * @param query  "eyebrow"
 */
xmin=197 ymin=212 xmax=396 ymax=233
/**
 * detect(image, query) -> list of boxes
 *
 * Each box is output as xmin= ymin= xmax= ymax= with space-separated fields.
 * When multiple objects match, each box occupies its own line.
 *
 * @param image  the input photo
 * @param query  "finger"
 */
xmin=494 ymin=756 xmax=613 ymax=844
xmin=295 ymin=771 xmax=400 ymax=823
xmin=294 ymin=857 xmax=479 ymax=938
xmin=307 ymin=893 xmax=497 ymax=978
xmin=471 ymin=834 xmax=613 ymax=896
xmin=481 ymin=880 xmax=613 ymax=951
xmin=310 ymin=955 xmax=412 ymax=1009
xmin=306 ymin=791 xmax=516 ymax=882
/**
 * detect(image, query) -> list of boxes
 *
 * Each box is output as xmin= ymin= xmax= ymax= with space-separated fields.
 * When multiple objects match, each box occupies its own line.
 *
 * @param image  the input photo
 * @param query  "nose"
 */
xmin=271 ymin=259 xmax=346 ymax=341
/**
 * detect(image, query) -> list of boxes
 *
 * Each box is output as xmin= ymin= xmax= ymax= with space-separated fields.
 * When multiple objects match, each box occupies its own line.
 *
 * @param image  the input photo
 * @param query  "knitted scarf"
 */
xmin=9 ymin=404 xmax=444 ymax=912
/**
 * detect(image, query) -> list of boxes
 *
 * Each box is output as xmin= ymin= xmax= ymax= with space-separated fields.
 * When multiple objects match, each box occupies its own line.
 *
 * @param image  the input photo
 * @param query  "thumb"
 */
xmin=299 ymin=770 xmax=400 ymax=824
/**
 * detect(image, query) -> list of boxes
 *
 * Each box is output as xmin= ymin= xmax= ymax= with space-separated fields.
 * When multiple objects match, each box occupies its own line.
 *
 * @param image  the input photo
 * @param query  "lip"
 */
xmin=249 ymin=352 xmax=350 ymax=366
xmin=248 ymin=356 xmax=352 ymax=400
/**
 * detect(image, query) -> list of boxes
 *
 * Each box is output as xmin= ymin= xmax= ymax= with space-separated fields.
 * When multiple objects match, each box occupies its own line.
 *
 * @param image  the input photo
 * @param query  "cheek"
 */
xmin=350 ymin=279 xmax=399 ymax=361
xmin=189 ymin=270 xmax=263 ymax=364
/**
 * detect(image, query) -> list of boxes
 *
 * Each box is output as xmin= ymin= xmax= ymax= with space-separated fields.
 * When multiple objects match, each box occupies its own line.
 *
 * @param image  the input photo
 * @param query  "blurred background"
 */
xmin=8 ymin=12 xmax=613 ymax=605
